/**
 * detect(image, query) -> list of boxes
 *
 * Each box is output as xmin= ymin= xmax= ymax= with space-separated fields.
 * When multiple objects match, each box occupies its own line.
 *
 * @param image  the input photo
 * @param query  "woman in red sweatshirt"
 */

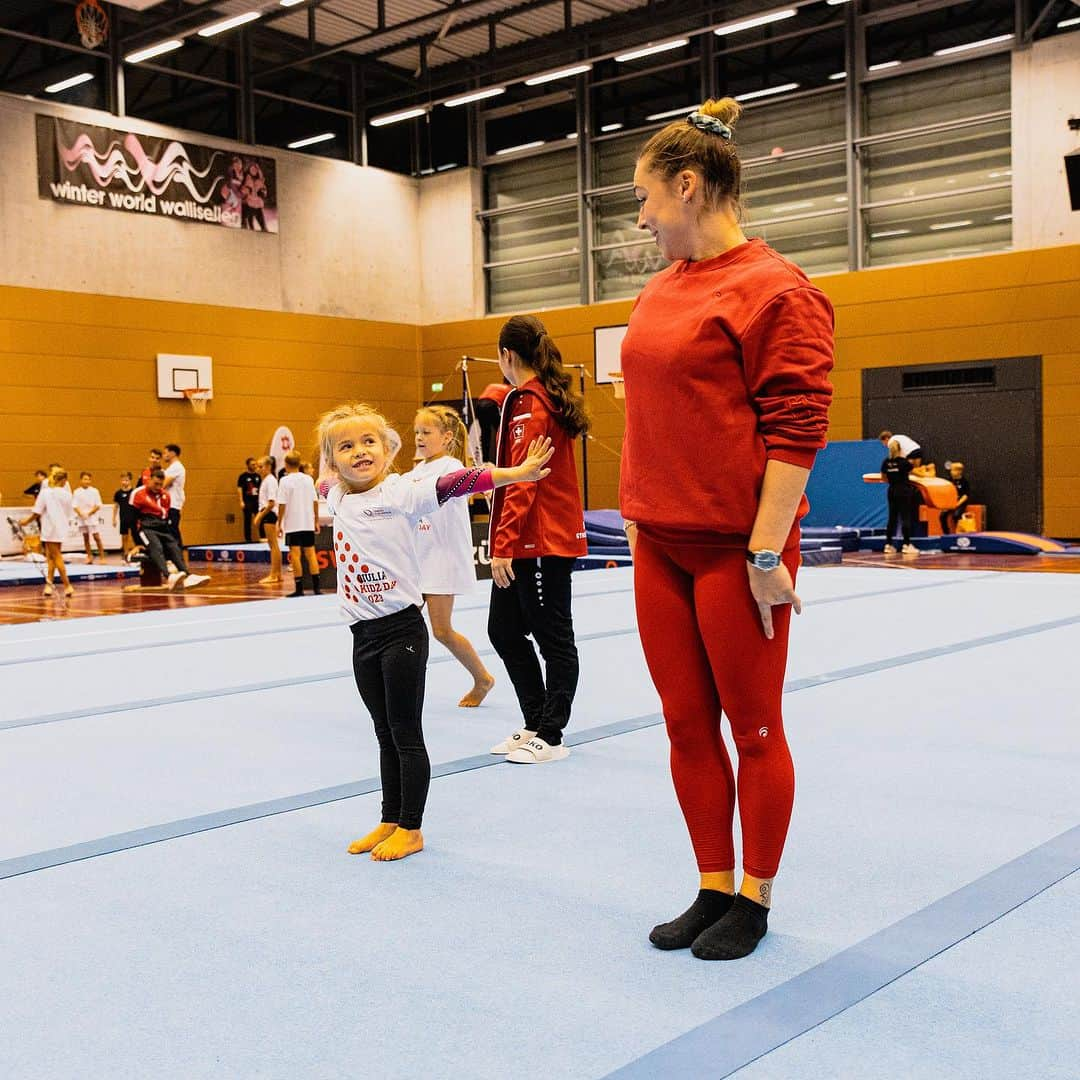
xmin=487 ymin=315 xmax=589 ymax=764
xmin=622 ymin=98 xmax=834 ymax=960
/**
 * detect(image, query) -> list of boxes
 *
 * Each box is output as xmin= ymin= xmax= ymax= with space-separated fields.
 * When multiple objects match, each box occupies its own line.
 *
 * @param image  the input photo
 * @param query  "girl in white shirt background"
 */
xmin=318 ymin=402 xmax=552 ymax=863
xmin=253 ymin=456 xmax=282 ymax=586
xmin=407 ymin=405 xmax=496 ymax=708
xmin=20 ymin=468 xmax=75 ymax=597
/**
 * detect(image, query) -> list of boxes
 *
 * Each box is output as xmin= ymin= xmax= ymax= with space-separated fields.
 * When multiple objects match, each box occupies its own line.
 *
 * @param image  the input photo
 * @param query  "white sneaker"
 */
xmin=901 ymin=544 xmax=919 ymax=555
xmin=490 ymin=728 xmax=536 ymax=756
xmin=882 ymin=544 xmax=897 ymax=554
xmin=506 ymin=737 xmax=570 ymax=764
xmin=182 ymin=573 xmax=210 ymax=589
xmin=167 ymin=571 xmax=185 ymax=590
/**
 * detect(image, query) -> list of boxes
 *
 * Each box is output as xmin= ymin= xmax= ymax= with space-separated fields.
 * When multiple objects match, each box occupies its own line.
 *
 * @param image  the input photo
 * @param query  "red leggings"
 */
xmin=633 ymin=533 xmax=797 ymax=878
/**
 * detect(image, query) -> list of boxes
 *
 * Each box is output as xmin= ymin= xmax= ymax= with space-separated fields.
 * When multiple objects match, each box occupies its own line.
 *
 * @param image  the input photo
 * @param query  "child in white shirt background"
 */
xmin=20 ymin=468 xmax=75 ymax=597
xmin=406 ymin=404 xmax=495 ymax=708
xmin=72 ymin=471 xmax=105 ymax=563
xmin=277 ymin=450 xmax=322 ymax=597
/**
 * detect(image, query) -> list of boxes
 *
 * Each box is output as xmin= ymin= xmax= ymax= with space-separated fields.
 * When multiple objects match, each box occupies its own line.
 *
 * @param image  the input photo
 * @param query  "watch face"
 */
xmin=753 ymin=551 xmax=781 ymax=571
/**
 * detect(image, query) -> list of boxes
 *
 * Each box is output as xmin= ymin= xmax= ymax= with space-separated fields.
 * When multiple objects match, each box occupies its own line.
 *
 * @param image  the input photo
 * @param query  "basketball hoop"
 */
xmin=609 ymin=370 xmax=625 ymax=400
xmin=75 ymin=0 xmax=109 ymax=49
xmin=182 ymin=387 xmax=211 ymax=416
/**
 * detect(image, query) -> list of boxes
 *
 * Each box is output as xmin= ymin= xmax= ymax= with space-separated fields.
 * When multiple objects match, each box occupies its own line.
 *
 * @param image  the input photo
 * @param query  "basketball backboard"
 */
xmin=157 ymin=354 xmax=213 ymax=399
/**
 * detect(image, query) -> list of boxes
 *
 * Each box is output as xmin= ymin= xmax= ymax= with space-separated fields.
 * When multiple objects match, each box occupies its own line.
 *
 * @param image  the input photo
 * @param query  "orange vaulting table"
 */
xmin=861 ymin=473 xmax=958 ymax=509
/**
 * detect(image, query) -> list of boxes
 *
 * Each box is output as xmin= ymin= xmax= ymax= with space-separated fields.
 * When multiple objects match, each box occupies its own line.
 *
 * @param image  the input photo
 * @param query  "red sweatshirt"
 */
xmin=619 ymin=238 xmax=834 ymax=545
xmin=488 ymin=378 xmax=587 ymax=559
xmin=133 ymin=487 xmax=171 ymax=523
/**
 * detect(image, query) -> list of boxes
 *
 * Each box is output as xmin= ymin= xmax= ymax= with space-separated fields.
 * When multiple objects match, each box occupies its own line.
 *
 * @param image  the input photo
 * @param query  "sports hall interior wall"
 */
xmin=420 ymin=243 xmax=1080 ymax=538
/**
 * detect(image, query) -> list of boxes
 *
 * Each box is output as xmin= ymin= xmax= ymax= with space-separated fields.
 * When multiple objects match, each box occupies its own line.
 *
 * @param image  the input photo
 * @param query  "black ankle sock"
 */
xmin=690 ymin=894 xmax=769 ymax=960
xmin=649 ymin=889 xmax=735 ymax=951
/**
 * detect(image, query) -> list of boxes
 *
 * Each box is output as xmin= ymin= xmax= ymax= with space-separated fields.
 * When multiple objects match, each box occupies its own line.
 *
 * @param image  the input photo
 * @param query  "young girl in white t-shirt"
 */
xmin=317 ymin=402 xmax=552 ymax=863
xmin=20 ymin=468 xmax=75 ymax=597
xmin=406 ymin=405 xmax=495 ymax=707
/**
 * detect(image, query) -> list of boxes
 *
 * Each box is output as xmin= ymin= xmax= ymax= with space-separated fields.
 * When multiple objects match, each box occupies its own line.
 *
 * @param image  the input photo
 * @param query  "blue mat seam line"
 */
xmin=6 ymin=605 xmax=1078 ymax=734
xmin=0 ymin=574 xmax=997 ymax=668
xmin=0 ymin=711 xmax=662 ymax=881
xmin=602 ymin=828 xmax=1080 ymax=1080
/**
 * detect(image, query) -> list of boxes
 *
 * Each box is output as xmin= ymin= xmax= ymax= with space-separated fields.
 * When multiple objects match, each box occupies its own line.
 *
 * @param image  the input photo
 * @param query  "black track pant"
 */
xmin=350 ymin=606 xmax=431 ymax=830
xmin=886 ymin=491 xmax=918 ymax=545
xmin=488 ymin=555 xmax=578 ymax=746
xmin=242 ymin=504 xmax=258 ymax=543
xmin=139 ymin=523 xmax=189 ymax=577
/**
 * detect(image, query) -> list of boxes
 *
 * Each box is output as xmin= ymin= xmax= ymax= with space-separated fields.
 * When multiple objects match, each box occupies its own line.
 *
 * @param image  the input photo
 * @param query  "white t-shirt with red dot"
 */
xmin=325 ymin=473 xmax=439 ymax=622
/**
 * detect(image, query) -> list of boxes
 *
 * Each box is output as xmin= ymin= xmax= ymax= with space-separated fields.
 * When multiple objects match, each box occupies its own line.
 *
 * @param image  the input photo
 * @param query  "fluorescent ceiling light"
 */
xmin=198 ymin=11 xmax=261 ymax=37
xmin=280 ymin=0 xmax=306 ymax=6
xmin=565 ymin=132 xmax=578 ymax=139
xmin=125 ymin=39 xmax=183 ymax=63
xmin=828 ymin=71 xmax=847 ymax=80
xmin=615 ymin=39 xmax=689 ymax=63
xmin=929 ymin=220 xmax=973 ymax=230
xmin=370 ymin=106 xmax=428 ymax=127
xmin=436 ymin=163 xmax=458 ymax=171
xmin=1058 ymin=16 xmax=1080 ymax=28
xmin=734 ymin=82 xmax=800 ymax=101
xmin=871 ymin=229 xmax=911 ymax=238
xmin=524 ymin=64 xmax=591 ymax=86
xmin=987 ymin=169 xmax=1012 ymax=178
xmin=45 ymin=72 xmax=94 ymax=93
xmin=601 ymin=123 xmax=624 ymax=132
xmin=833 ymin=195 xmax=848 ymax=202
xmin=933 ymin=34 xmax=1013 ymax=57
xmin=645 ymin=104 xmax=699 ymax=121
xmin=714 ymin=9 xmax=796 ymax=36
xmin=444 ymin=86 xmax=505 ymax=107
xmin=495 ymin=140 xmax=546 ymax=155
xmin=868 ymin=60 xmax=901 ymax=71
xmin=826 ymin=0 xmax=852 ymax=5
xmin=772 ymin=201 xmax=814 ymax=213
xmin=287 ymin=132 xmax=335 ymax=149
xmin=993 ymin=213 xmax=1012 ymax=221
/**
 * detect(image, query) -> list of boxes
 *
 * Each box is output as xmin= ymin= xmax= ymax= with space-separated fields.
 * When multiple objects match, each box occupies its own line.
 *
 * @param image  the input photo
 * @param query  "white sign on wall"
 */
xmin=594 ymin=324 xmax=628 ymax=385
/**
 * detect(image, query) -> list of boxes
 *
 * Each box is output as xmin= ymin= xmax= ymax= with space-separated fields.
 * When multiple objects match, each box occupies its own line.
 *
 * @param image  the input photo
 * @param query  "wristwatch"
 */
xmin=746 ymin=549 xmax=782 ymax=571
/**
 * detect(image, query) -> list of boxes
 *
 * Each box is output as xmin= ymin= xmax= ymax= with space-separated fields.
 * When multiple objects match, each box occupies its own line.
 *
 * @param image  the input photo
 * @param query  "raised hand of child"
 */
xmin=516 ymin=436 xmax=555 ymax=482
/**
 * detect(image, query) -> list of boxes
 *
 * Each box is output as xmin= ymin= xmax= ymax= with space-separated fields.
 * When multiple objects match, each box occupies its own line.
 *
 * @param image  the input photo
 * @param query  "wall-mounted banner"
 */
xmin=36 ymin=114 xmax=279 ymax=233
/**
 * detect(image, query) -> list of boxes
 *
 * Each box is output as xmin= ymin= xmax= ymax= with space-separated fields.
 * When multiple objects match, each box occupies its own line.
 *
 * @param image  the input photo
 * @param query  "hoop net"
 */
xmin=182 ymin=388 xmax=211 ymax=416
xmin=75 ymin=0 xmax=109 ymax=49
xmin=609 ymin=370 xmax=625 ymax=400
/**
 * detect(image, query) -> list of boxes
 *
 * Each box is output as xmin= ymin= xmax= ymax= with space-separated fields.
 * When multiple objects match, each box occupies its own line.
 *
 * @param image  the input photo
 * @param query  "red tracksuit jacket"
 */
xmin=488 ymin=378 xmax=587 ymax=560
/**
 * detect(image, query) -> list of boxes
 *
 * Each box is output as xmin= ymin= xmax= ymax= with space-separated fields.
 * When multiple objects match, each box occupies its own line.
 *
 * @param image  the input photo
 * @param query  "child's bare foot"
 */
xmin=347 ymin=823 xmax=397 ymax=855
xmin=458 ymin=674 xmax=495 ymax=708
xmin=371 ymin=827 xmax=423 ymax=861
xmin=259 ymin=575 xmax=282 ymax=586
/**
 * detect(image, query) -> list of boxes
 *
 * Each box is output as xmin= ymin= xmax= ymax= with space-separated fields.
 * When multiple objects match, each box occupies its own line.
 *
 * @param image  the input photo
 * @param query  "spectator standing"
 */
xmin=162 ymin=444 xmax=186 ymax=544
xmin=277 ymin=451 xmax=322 ymax=597
xmin=113 ymin=472 xmax=138 ymax=557
xmin=72 ymin=471 xmax=106 ymax=562
xmin=237 ymin=457 xmax=261 ymax=543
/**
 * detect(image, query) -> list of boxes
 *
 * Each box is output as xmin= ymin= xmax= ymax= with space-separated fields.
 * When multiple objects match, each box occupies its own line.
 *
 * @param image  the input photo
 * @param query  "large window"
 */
xmin=480 ymin=20 xmax=1016 ymax=311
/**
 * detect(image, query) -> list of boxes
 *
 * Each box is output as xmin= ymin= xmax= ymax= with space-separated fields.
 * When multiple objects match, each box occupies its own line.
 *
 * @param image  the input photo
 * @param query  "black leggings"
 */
xmin=139 ymin=525 xmax=189 ymax=577
xmin=487 ymin=555 xmax=578 ymax=746
xmin=350 ymin=606 xmax=430 ymax=831
xmin=886 ymin=491 xmax=918 ymax=545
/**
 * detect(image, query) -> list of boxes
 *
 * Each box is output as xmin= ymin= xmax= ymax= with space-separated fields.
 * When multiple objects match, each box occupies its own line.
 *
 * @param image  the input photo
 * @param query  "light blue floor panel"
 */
xmin=1 ymin=566 xmax=1077 ymax=1079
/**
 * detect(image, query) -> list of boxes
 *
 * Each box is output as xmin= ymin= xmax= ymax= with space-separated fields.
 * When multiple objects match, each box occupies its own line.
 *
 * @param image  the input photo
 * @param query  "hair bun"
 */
xmin=698 ymin=97 xmax=741 ymax=129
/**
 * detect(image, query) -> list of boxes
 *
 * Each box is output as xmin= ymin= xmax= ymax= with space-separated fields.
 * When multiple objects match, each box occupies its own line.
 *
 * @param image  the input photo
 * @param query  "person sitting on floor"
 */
xmin=132 ymin=470 xmax=209 ymax=591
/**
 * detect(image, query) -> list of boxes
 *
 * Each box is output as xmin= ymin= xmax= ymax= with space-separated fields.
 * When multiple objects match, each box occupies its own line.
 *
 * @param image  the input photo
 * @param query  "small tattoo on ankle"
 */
xmin=759 ymin=882 xmax=772 ymax=906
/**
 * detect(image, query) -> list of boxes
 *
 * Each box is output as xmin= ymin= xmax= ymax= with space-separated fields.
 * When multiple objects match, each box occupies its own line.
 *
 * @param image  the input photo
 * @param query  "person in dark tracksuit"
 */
xmin=882 ymin=438 xmax=920 ymax=554
xmin=487 ymin=315 xmax=590 ymax=765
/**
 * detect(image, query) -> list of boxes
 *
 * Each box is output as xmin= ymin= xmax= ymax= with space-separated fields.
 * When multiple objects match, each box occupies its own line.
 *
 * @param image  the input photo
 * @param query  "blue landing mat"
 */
xmin=0 ymin=561 xmax=138 ymax=588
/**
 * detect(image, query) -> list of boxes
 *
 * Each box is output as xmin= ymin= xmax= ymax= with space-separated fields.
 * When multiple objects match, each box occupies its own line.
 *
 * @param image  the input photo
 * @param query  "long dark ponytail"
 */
xmin=498 ymin=315 xmax=590 ymax=437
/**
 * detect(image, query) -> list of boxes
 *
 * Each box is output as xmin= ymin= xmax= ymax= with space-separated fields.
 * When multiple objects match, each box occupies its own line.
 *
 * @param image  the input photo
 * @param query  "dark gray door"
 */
xmin=862 ymin=357 xmax=1042 ymax=534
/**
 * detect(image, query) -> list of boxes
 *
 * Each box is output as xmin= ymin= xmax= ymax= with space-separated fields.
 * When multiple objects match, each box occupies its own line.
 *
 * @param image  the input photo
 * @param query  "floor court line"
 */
xmin=4 ymin=610 xmax=1077 ymax=880
xmin=604 ymin=825 xmax=1080 ymax=1080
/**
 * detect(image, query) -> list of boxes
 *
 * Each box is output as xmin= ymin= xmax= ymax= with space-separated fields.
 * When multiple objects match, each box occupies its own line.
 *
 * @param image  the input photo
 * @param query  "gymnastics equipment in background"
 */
xmin=804 ymin=440 xmax=888 ymax=529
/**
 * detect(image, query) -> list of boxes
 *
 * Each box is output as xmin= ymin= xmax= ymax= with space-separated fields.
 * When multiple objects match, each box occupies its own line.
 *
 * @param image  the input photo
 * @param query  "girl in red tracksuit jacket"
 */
xmin=487 ymin=315 xmax=589 ymax=765
xmin=622 ymin=98 xmax=834 ymax=962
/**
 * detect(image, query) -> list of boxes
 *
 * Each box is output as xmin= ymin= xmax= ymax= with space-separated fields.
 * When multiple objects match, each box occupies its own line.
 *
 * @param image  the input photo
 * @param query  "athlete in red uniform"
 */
xmin=487 ymin=315 xmax=589 ymax=765
xmin=622 ymin=98 xmax=834 ymax=960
